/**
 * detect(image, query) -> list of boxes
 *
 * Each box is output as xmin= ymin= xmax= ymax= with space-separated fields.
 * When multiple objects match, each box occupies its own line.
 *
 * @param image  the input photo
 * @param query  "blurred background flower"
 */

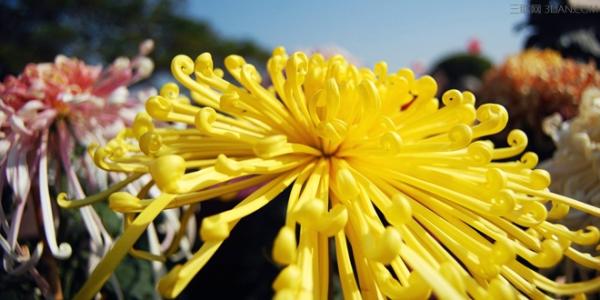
xmin=541 ymin=87 xmax=600 ymax=283
xmin=0 ymin=42 xmax=153 ymax=299
xmin=478 ymin=49 xmax=600 ymax=159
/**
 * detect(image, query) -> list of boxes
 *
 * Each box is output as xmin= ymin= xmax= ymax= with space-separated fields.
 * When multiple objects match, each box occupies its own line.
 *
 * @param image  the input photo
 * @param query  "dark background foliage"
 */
xmin=519 ymin=0 xmax=600 ymax=66
xmin=0 ymin=0 xmax=269 ymax=79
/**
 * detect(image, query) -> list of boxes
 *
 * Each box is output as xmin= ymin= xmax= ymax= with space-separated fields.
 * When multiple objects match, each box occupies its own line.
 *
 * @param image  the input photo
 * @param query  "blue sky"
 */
xmin=186 ymin=1 xmax=528 ymax=70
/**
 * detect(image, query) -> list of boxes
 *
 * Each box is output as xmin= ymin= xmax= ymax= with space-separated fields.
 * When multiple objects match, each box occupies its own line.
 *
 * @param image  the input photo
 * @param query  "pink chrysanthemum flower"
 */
xmin=0 ymin=40 xmax=154 ymax=295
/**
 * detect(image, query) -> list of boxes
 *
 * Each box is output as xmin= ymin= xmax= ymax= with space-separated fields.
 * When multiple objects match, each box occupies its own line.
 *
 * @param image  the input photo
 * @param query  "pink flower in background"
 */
xmin=301 ymin=45 xmax=362 ymax=66
xmin=410 ymin=60 xmax=425 ymax=76
xmin=0 ymin=40 xmax=154 ymax=296
xmin=467 ymin=37 xmax=481 ymax=55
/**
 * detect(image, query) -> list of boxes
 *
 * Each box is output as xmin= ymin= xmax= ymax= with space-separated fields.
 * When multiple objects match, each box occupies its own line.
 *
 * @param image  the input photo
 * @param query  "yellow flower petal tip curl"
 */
xmin=60 ymin=47 xmax=600 ymax=300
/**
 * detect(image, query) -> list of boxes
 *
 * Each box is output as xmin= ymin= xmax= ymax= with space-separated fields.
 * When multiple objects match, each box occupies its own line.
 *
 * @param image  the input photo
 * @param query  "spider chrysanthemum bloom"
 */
xmin=0 ymin=40 xmax=154 ymax=296
xmin=62 ymin=47 xmax=600 ymax=300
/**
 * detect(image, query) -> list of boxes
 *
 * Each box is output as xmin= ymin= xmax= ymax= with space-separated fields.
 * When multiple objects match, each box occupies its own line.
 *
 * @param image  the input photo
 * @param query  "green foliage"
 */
xmin=0 ymin=272 xmax=38 ymax=300
xmin=59 ymin=201 xmax=156 ymax=299
xmin=430 ymin=53 xmax=493 ymax=82
xmin=428 ymin=52 xmax=493 ymax=97
xmin=113 ymin=252 xmax=155 ymax=300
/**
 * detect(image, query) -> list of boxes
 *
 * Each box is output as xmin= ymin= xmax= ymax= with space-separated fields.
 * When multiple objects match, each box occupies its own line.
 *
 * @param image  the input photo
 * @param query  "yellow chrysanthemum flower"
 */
xmin=60 ymin=47 xmax=600 ymax=300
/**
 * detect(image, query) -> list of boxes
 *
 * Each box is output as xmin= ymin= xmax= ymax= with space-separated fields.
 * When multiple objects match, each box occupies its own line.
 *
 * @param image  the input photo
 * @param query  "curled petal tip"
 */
xmin=199 ymin=216 xmax=230 ymax=242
